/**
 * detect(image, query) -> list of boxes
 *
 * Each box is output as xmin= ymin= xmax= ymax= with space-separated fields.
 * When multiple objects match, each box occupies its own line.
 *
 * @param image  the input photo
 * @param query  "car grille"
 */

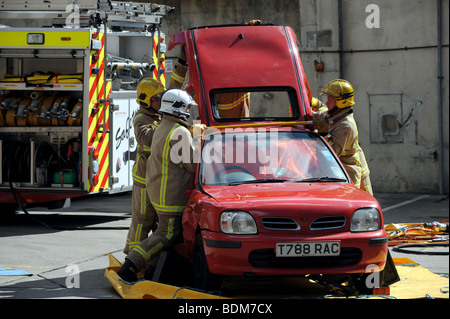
xmin=249 ymin=248 xmax=362 ymax=268
xmin=309 ymin=216 xmax=346 ymax=230
xmin=261 ymin=217 xmax=300 ymax=231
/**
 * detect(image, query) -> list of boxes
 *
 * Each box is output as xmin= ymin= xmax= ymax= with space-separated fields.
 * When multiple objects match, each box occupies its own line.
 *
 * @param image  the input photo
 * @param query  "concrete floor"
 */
xmin=0 ymin=191 xmax=448 ymax=299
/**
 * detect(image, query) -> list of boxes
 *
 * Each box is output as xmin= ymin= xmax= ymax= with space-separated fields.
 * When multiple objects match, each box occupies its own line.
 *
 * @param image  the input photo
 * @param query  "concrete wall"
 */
xmin=297 ymin=0 xmax=449 ymax=195
xmin=156 ymin=0 xmax=449 ymax=195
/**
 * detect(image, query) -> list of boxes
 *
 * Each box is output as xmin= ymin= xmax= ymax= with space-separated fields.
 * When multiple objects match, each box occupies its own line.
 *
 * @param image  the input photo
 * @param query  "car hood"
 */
xmin=202 ymin=182 xmax=380 ymax=214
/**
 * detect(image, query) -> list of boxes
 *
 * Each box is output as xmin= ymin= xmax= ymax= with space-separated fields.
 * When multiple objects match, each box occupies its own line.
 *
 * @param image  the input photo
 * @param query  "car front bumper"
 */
xmin=202 ymin=230 xmax=388 ymax=276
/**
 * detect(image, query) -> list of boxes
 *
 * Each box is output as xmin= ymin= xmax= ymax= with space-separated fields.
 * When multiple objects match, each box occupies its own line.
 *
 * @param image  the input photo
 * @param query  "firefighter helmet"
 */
xmin=320 ymin=79 xmax=355 ymax=108
xmin=159 ymin=89 xmax=197 ymax=118
xmin=136 ymin=78 xmax=165 ymax=109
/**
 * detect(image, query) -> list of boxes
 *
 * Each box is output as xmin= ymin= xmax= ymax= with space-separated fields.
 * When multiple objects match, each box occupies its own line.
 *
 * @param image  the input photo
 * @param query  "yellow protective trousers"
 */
xmin=126 ymin=210 xmax=182 ymax=271
xmin=123 ymin=184 xmax=157 ymax=255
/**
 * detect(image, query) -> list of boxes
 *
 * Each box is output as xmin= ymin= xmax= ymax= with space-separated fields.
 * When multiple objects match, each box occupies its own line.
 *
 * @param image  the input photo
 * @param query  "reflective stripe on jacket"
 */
xmin=216 ymin=92 xmax=250 ymax=118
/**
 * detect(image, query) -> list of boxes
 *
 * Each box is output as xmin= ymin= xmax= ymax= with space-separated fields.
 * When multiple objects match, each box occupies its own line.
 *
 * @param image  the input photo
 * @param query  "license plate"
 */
xmin=276 ymin=242 xmax=340 ymax=257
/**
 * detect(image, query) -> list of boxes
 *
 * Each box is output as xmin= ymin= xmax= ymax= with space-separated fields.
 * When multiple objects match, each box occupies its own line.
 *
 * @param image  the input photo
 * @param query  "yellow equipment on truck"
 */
xmin=0 ymin=0 xmax=173 ymax=213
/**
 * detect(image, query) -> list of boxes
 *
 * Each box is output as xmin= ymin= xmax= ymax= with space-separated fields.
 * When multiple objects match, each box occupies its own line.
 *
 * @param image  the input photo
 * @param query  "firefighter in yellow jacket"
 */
xmin=122 ymin=78 xmax=165 ymax=258
xmin=314 ymin=79 xmax=373 ymax=195
xmin=118 ymin=89 xmax=200 ymax=282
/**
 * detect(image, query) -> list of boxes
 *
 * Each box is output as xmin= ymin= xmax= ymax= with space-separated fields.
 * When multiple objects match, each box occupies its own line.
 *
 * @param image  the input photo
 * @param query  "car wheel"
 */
xmin=192 ymin=234 xmax=223 ymax=291
xmin=350 ymin=272 xmax=381 ymax=295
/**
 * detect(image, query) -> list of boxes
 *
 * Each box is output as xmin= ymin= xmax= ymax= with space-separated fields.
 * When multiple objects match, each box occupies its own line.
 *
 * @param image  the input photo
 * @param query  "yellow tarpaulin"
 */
xmin=388 ymin=258 xmax=449 ymax=299
xmin=105 ymin=254 xmax=449 ymax=299
xmin=104 ymin=254 xmax=227 ymax=299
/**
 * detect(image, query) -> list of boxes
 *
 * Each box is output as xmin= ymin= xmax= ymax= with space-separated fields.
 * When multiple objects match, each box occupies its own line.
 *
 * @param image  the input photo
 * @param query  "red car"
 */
xmin=168 ymin=24 xmax=388 ymax=293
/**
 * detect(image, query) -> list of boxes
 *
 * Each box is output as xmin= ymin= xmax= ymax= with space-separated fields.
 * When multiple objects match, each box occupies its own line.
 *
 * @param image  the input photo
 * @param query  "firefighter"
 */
xmin=314 ymin=80 xmax=400 ymax=288
xmin=311 ymin=97 xmax=329 ymax=135
xmin=314 ymin=79 xmax=373 ymax=195
xmin=117 ymin=89 xmax=200 ymax=282
xmin=122 ymin=78 xmax=165 ymax=259
xmin=311 ymin=97 xmax=327 ymax=113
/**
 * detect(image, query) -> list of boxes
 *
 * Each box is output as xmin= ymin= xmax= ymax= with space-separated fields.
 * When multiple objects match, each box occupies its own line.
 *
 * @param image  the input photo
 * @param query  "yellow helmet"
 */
xmin=136 ymin=78 xmax=165 ymax=108
xmin=320 ymin=79 xmax=355 ymax=108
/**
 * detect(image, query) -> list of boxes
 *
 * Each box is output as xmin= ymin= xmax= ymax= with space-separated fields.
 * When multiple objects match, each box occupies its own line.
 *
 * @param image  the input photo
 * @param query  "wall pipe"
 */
xmin=437 ymin=0 xmax=444 ymax=194
xmin=338 ymin=0 xmax=343 ymax=79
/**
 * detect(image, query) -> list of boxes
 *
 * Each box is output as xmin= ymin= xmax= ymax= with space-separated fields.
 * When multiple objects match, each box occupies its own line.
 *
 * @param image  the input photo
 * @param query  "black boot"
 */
xmin=117 ymin=259 xmax=139 ymax=283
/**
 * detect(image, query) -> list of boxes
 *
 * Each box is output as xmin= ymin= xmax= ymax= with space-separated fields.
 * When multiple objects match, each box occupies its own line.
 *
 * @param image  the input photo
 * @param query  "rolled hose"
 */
xmin=393 ymin=243 xmax=449 ymax=255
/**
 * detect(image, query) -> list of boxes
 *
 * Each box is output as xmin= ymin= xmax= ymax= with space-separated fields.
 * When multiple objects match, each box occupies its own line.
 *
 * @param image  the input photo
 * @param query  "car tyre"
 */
xmin=350 ymin=273 xmax=380 ymax=295
xmin=192 ymin=233 xmax=223 ymax=291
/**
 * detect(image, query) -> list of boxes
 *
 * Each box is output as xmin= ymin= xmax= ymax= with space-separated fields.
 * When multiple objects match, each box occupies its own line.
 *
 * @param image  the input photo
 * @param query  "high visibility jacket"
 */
xmin=132 ymin=107 xmax=161 ymax=187
xmin=327 ymin=108 xmax=371 ymax=190
xmin=146 ymin=114 xmax=197 ymax=214
xmin=215 ymin=92 xmax=250 ymax=118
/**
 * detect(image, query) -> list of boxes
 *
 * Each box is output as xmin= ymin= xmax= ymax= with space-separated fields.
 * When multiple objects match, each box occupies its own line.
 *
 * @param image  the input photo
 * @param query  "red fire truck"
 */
xmin=0 ymin=0 xmax=173 ymax=213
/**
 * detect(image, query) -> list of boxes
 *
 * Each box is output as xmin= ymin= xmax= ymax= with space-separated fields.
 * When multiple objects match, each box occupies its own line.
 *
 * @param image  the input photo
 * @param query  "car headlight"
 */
xmin=220 ymin=211 xmax=258 ymax=234
xmin=350 ymin=208 xmax=381 ymax=232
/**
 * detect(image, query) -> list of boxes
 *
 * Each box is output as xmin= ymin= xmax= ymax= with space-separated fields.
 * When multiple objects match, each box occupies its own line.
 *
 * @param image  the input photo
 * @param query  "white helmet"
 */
xmin=159 ymin=89 xmax=197 ymax=118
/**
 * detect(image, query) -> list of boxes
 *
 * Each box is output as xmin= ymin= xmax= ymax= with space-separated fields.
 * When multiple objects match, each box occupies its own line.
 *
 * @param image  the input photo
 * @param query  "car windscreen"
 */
xmin=209 ymin=87 xmax=299 ymax=121
xmin=200 ymin=130 xmax=348 ymax=186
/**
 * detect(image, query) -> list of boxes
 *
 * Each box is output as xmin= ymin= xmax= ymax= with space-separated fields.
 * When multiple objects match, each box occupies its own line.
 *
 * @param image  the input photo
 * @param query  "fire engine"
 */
xmin=0 ymin=0 xmax=173 ymax=213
